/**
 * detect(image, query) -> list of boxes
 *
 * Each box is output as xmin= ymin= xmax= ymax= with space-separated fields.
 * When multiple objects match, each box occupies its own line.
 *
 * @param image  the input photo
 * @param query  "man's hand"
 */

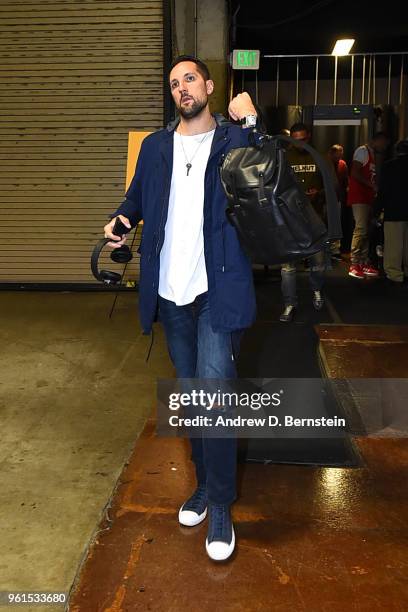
xmin=228 ymin=92 xmax=257 ymax=122
xmin=103 ymin=214 xmax=131 ymax=248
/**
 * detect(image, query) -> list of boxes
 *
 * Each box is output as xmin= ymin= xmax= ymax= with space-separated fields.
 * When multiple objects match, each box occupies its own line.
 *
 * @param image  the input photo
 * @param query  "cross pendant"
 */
xmin=186 ymin=163 xmax=192 ymax=176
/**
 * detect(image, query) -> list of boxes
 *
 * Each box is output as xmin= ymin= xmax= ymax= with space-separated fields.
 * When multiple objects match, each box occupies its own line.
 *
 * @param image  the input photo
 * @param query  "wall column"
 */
xmin=174 ymin=0 xmax=228 ymax=114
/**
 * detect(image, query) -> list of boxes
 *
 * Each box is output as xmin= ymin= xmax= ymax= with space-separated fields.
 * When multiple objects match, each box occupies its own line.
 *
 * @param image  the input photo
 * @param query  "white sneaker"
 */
xmin=206 ymin=526 xmax=235 ymax=561
xmin=279 ymin=304 xmax=296 ymax=322
xmin=312 ymin=290 xmax=324 ymax=310
xmin=178 ymin=486 xmax=208 ymax=527
xmin=205 ymin=503 xmax=235 ymax=561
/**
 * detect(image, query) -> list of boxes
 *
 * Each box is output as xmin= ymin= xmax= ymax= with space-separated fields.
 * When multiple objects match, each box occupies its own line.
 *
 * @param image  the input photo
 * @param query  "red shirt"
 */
xmin=334 ymin=158 xmax=349 ymax=204
xmin=347 ymin=145 xmax=376 ymax=206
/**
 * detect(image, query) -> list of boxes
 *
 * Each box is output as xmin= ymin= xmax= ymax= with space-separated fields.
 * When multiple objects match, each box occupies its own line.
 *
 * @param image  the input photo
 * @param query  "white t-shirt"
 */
xmin=353 ymin=145 xmax=370 ymax=165
xmin=158 ymin=128 xmax=215 ymax=305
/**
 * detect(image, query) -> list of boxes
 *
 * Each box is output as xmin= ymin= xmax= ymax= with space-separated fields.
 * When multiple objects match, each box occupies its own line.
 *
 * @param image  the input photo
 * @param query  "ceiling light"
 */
xmin=331 ymin=39 xmax=355 ymax=56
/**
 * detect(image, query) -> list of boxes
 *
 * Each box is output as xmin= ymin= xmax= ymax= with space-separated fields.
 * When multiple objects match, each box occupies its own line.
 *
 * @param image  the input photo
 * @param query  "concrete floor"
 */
xmin=1 ymin=279 xmax=408 ymax=612
xmin=69 ymin=424 xmax=408 ymax=612
xmin=68 ymin=319 xmax=408 ymax=612
xmin=0 ymin=291 xmax=172 ymax=612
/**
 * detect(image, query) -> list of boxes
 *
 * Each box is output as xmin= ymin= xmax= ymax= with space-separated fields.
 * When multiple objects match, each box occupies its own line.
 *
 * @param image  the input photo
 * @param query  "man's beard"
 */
xmin=178 ymin=97 xmax=207 ymax=119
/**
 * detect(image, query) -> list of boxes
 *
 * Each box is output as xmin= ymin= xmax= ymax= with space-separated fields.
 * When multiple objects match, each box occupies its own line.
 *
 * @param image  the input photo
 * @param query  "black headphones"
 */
xmin=91 ymin=218 xmax=134 ymax=284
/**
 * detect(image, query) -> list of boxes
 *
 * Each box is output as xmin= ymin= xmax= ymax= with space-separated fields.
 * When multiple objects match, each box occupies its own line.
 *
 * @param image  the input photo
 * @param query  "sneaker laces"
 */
xmin=183 ymin=485 xmax=207 ymax=512
xmin=208 ymin=504 xmax=228 ymax=540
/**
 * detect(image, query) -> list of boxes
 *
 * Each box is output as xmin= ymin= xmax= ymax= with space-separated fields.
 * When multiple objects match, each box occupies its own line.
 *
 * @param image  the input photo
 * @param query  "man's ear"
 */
xmin=206 ymin=79 xmax=214 ymax=95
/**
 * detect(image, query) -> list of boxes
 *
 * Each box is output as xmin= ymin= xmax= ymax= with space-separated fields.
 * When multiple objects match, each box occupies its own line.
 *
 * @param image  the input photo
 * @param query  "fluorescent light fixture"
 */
xmin=331 ymin=39 xmax=355 ymax=56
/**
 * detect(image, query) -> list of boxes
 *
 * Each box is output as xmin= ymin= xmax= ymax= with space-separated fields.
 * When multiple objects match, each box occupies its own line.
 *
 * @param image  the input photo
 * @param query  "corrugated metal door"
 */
xmin=0 ymin=0 xmax=163 ymax=284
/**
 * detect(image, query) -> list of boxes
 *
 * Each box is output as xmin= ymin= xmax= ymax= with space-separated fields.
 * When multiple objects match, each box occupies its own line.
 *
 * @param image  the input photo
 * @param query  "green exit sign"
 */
xmin=232 ymin=49 xmax=260 ymax=70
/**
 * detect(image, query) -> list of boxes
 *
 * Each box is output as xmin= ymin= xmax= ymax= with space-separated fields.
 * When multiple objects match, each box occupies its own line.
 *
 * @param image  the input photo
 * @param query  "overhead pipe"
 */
xmin=373 ymin=55 xmax=376 ymax=105
xmin=387 ymin=55 xmax=392 ymax=104
xmin=350 ymin=54 xmax=354 ymax=104
xmin=361 ymin=55 xmax=366 ymax=103
xmin=295 ymin=57 xmax=300 ymax=107
xmin=399 ymin=55 xmax=405 ymax=105
xmin=367 ymin=55 xmax=372 ymax=104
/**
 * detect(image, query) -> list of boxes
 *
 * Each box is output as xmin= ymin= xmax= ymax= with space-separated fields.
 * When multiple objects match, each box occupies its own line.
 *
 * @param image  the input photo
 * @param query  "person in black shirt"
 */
xmin=279 ymin=123 xmax=326 ymax=322
xmin=374 ymin=139 xmax=408 ymax=283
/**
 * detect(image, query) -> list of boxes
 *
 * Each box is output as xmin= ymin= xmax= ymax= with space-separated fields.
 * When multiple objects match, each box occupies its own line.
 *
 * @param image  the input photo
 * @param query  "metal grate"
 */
xmin=262 ymin=52 xmax=407 ymax=108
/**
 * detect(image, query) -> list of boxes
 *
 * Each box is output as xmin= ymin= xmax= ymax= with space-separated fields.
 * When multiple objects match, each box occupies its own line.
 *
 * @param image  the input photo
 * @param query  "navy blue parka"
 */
xmin=111 ymin=114 xmax=257 ymax=334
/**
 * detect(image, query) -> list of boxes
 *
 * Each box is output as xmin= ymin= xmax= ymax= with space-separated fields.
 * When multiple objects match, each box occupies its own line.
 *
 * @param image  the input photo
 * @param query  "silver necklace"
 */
xmin=178 ymin=128 xmax=214 ymax=176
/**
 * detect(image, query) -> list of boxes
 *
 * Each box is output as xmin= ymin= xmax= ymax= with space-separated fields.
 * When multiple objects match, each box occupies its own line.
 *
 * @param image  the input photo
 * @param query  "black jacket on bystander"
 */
xmin=374 ymin=142 xmax=408 ymax=222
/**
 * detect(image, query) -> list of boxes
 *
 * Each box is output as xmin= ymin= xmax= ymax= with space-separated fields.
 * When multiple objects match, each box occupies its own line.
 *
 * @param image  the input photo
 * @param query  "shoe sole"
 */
xmin=363 ymin=272 xmax=379 ymax=277
xmin=279 ymin=310 xmax=295 ymax=322
xmin=348 ymin=271 xmax=365 ymax=279
xmin=178 ymin=506 xmax=207 ymax=527
xmin=206 ymin=526 xmax=235 ymax=561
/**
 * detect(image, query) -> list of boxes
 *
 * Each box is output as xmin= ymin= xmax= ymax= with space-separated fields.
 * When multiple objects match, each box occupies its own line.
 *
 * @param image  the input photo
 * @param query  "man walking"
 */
xmin=279 ymin=122 xmax=326 ymax=322
xmin=103 ymin=56 xmax=259 ymax=561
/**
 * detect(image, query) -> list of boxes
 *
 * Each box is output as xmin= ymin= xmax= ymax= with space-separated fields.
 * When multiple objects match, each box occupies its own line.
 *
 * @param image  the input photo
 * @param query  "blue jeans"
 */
xmin=281 ymin=250 xmax=326 ymax=307
xmin=158 ymin=292 xmax=241 ymax=505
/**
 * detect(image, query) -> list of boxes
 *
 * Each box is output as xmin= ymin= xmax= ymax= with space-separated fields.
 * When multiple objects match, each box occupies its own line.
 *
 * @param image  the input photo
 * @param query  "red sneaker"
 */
xmin=362 ymin=265 xmax=379 ymax=277
xmin=348 ymin=264 xmax=365 ymax=279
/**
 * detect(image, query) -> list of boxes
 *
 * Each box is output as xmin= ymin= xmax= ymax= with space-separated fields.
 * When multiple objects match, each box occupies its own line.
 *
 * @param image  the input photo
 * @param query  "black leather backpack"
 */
xmin=220 ymin=133 xmax=342 ymax=264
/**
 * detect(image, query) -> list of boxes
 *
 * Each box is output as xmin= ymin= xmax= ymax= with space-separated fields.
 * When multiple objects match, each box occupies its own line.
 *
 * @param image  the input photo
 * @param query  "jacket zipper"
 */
xmin=221 ymin=222 xmax=226 ymax=272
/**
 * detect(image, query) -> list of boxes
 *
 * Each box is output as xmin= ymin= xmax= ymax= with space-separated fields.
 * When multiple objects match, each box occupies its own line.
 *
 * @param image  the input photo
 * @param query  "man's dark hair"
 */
xmin=372 ymin=131 xmax=389 ymax=141
xmin=169 ymin=55 xmax=211 ymax=81
xmin=290 ymin=122 xmax=309 ymax=135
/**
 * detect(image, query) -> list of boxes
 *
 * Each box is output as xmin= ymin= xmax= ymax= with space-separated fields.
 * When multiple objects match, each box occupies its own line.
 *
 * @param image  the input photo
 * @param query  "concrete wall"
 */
xmin=173 ymin=0 xmax=228 ymax=114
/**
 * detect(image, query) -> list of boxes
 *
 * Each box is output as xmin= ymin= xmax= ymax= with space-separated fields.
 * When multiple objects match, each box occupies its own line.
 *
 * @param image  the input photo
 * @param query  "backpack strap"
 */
xmin=248 ymin=131 xmax=342 ymax=241
xmin=273 ymin=134 xmax=342 ymax=241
